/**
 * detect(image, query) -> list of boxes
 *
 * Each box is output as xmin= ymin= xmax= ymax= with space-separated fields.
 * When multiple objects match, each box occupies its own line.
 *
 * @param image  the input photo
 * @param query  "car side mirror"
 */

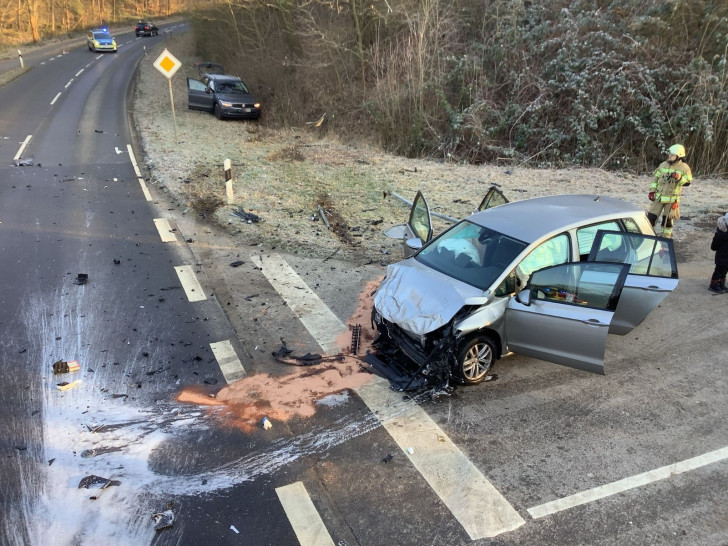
xmin=405 ymin=237 xmax=423 ymax=251
xmin=515 ymin=289 xmax=532 ymax=306
xmin=205 ymin=87 xmax=212 ymax=94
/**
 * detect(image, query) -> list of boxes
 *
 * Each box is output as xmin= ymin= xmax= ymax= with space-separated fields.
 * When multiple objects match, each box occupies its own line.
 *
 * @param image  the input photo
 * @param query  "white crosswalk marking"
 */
xmin=276 ymin=482 xmax=335 ymax=546
xmin=250 ymin=254 xmax=344 ymax=354
xmin=356 ymin=377 xmax=525 ymax=539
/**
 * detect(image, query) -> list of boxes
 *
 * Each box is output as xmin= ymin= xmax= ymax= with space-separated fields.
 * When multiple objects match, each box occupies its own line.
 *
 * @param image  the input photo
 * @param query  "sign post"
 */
xmin=18 ymin=50 xmax=23 ymax=69
xmin=153 ymin=49 xmax=182 ymax=143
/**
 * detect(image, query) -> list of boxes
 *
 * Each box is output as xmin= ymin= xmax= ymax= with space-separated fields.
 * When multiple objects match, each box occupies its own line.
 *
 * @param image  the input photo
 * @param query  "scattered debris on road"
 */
xmin=262 ymin=416 xmax=272 ymax=430
xmin=52 ymin=359 xmax=80 ymax=374
xmin=74 ymin=273 xmax=88 ymax=285
xmin=152 ymin=507 xmax=175 ymax=532
xmin=272 ymin=339 xmax=344 ymax=366
xmin=229 ymin=260 xmax=245 ymax=267
xmin=14 ymin=156 xmax=33 ymax=166
xmin=57 ymin=380 xmax=81 ymax=391
xmin=231 ymin=207 xmax=261 ymax=223
xmin=382 ymin=453 xmax=394 ymax=463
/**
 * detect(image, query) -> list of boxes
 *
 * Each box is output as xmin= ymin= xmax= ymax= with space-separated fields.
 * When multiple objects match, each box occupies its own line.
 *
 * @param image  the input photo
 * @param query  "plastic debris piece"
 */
xmin=57 ymin=380 xmax=81 ymax=391
xmin=78 ymin=475 xmax=121 ymax=489
xmin=74 ymin=273 xmax=88 ymax=285
xmin=52 ymin=360 xmax=69 ymax=374
xmin=351 ymin=324 xmax=362 ymax=355
xmin=262 ymin=417 xmax=272 ymax=430
xmin=67 ymin=360 xmax=80 ymax=372
xmin=229 ymin=260 xmax=245 ymax=267
xmin=407 ymin=447 xmax=414 ymax=455
xmin=230 ymin=525 xmax=239 ymax=534
xmin=14 ymin=156 xmax=34 ymax=166
xmin=152 ymin=509 xmax=175 ymax=531
xmin=382 ymin=454 xmax=394 ymax=463
xmin=231 ymin=207 xmax=261 ymax=223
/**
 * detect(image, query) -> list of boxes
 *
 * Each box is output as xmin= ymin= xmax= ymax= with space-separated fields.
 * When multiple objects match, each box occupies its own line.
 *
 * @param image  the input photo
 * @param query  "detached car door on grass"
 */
xmin=187 ymin=78 xmax=214 ymax=111
xmin=505 ymin=262 xmax=631 ymax=375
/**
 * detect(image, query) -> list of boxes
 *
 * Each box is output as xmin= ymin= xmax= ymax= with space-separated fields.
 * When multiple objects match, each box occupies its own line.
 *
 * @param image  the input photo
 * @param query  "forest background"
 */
xmin=3 ymin=0 xmax=728 ymax=175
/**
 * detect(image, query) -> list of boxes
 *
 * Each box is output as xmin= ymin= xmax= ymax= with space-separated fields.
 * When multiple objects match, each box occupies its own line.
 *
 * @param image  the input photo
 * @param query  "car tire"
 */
xmin=455 ymin=334 xmax=496 ymax=385
xmin=213 ymin=103 xmax=223 ymax=120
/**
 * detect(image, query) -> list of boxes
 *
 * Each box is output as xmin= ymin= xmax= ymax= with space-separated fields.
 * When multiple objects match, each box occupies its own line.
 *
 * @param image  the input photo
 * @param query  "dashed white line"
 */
xmin=14 ymin=135 xmax=32 ymax=161
xmin=65 ymin=78 xmax=74 ymax=88
xmin=153 ymin=218 xmax=177 ymax=243
xmin=275 ymin=482 xmax=335 ymax=546
xmin=527 ymin=445 xmax=728 ymax=519
xmin=75 ymin=69 xmax=84 ymax=77
xmin=255 ymin=252 xmax=524 ymax=539
xmin=174 ymin=265 xmax=207 ymax=302
xmin=96 ymin=54 xmax=103 ymax=60
xmin=40 ymin=61 xmax=46 ymax=65
xmin=210 ymin=340 xmax=245 ymax=383
xmin=356 ymin=377 xmax=525 ymax=539
xmin=50 ymin=92 xmax=61 ymax=105
xmin=250 ymin=254 xmax=344 ymax=354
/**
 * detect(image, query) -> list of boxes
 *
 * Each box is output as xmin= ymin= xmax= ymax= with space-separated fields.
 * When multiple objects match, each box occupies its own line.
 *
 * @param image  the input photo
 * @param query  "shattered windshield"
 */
xmin=415 ymin=220 xmax=527 ymax=290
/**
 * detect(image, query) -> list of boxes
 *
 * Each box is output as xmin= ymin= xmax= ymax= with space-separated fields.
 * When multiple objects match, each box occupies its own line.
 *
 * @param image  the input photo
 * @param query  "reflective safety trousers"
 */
xmin=650 ymin=160 xmax=693 ymax=204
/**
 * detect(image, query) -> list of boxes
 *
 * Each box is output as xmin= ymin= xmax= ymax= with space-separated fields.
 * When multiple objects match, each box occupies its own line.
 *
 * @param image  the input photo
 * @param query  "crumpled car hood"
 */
xmin=373 ymin=259 xmax=484 ymax=336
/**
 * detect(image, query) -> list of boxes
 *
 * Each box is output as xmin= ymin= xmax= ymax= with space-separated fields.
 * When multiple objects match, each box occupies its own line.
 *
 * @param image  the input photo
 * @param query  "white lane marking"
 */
xmin=55 ymin=54 xmax=62 ymax=58
xmin=250 ymin=254 xmax=344 ymax=354
xmin=527 ymin=445 xmax=728 ymax=519
xmin=75 ymin=69 xmax=84 ymax=76
xmin=174 ymin=265 xmax=207 ymax=302
xmin=85 ymin=63 xmax=92 ymax=68
xmin=40 ymin=61 xmax=46 ymax=65
xmin=50 ymin=92 xmax=61 ymax=105
xmin=14 ymin=135 xmax=32 ymax=161
xmin=126 ymin=144 xmax=143 ymax=177
xmin=256 ymin=252 xmax=523 ymax=539
xmin=153 ymin=218 xmax=177 ymax=243
xmin=65 ymin=78 xmax=73 ymax=88
xmin=138 ymin=178 xmax=152 ymax=201
xmin=275 ymin=482 xmax=335 ymax=546
xmin=96 ymin=54 xmax=103 ymax=60
xmin=210 ymin=340 xmax=245 ymax=383
xmin=356 ymin=377 xmax=525 ymax=539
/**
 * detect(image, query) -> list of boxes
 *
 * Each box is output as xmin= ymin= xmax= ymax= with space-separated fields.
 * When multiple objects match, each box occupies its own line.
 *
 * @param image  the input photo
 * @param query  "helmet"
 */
xmin=668 ymin=144 xmax=686 ymax=158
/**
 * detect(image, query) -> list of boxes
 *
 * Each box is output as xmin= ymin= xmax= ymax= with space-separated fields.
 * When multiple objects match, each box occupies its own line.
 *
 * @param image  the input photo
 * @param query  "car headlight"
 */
xmin=93 ymin=41 xmax=100 ymax=46
xmin=112 ymin=40 xmax=116 ymax=46
xmin=254 ymin=103 xmax=261 ymax=108
xmin=220 ymin=101 xmax=232 ymax=107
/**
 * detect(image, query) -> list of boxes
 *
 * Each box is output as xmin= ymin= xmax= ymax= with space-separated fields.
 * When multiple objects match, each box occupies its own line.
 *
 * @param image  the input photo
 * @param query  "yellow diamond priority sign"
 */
xmin=153 ymin=49 xmax=181 ymax=79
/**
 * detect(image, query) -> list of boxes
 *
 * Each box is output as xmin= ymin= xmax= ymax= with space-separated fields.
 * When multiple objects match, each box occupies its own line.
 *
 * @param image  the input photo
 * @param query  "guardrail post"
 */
xmin=224 ymin=159 xmax=234 ymax=204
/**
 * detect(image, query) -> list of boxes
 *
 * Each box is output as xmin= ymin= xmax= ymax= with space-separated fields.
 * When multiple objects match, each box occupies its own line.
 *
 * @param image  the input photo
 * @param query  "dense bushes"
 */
xmin=191 ymin=0 xmax=728 ymax=174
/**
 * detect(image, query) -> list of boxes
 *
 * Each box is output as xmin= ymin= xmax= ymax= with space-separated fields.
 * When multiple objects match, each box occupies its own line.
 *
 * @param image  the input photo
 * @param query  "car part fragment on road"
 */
xmin=57 ymin=380 xmax=81 ymax=391
xmin=152 ymin=508 xmax=174 ymax=531
xmin=262 ymin=416 xmax=272 ymax=430
xmin=14 ymin=156 xmax=33 ymax=166
xmin=52 ymin=359 xmax=80 ymax=374
xmin=272 ymin=338 xmax=345 ymax=366
xmin=74 ymin=273 xmax=88 ymax=285
xmin=231 ymin=207 xmax=261 ymax=223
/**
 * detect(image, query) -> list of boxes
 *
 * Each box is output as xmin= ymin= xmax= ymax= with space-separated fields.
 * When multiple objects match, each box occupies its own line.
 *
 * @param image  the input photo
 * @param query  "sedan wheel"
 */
xmin=213 ymin=103 xmax=223 ymax=120
xmin=455 ymin=335 xmax=496 ymax=384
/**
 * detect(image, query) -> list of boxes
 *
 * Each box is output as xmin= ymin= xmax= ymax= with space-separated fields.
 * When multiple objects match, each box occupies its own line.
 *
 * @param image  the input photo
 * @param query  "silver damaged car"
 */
xmin=372 ymin=191 xmax=678 ymax=385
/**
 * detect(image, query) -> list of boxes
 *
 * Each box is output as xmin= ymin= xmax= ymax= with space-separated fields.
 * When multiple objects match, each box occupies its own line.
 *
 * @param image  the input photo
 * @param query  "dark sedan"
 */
xmin=187 ymin=63 xmax=261 ymax=120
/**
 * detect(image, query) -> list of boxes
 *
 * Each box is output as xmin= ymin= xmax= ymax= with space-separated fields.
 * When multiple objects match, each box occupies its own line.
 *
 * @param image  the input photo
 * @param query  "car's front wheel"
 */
xmin=455 ymin=335 xmax=496 ymax=384
xmin=213 ymin=103 xmax=224 ymax=120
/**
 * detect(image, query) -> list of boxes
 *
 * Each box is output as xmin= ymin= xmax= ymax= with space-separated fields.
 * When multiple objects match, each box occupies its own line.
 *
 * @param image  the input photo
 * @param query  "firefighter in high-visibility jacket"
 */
xmin=647 ymin=144 xmax=693 ymax=238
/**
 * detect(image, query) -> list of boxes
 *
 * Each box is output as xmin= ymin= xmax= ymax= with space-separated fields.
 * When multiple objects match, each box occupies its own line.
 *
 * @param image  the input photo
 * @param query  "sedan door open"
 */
xmin=384 ymin=191 xmax=433 ymax=258
xmin=187 ymin=79 xmax=214 ymax=111
xmin=475 ymin=186 xmax=509 ymax=213
xmin=505 ymin=262 xmax=630 ymax=374
xmin=587 ymin=231 xmax=678 ymax=335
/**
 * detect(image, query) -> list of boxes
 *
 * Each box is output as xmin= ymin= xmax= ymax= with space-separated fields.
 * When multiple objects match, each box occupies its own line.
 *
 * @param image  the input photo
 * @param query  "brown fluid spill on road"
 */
xmin=177 ymin=279 xmax=383 ymax=433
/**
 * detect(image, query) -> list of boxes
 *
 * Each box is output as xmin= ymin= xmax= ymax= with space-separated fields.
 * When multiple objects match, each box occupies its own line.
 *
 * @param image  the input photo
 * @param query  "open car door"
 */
xmin=475 ymin=186 xmax=509 ymax=213
xmin=383 ymin=191 xmax=433 ymax=258
xmin=587 ymin=231 xmax=678 ymax=335
xmin=505 ymin=262 xmax=630 ymax=374
xmin=187 ymin=78 xmax=214 ymax=111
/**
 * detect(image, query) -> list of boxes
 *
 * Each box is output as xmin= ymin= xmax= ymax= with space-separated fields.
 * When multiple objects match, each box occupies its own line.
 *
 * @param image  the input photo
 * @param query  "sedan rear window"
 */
xmin=416 ymin=221 xmax=527 ymax=290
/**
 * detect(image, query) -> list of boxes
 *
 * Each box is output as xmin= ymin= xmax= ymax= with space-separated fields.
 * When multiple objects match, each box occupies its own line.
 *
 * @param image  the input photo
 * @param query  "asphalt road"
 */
xmin=1 ymin=22 xmax=727 ymax=546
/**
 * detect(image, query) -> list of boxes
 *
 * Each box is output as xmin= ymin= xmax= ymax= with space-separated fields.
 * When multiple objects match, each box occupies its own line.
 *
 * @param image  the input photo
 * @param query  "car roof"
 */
xmin=468 ymin=194 xmax=644 ymax=243
xmin=207 ymin=74 xmax=242 ymax=82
